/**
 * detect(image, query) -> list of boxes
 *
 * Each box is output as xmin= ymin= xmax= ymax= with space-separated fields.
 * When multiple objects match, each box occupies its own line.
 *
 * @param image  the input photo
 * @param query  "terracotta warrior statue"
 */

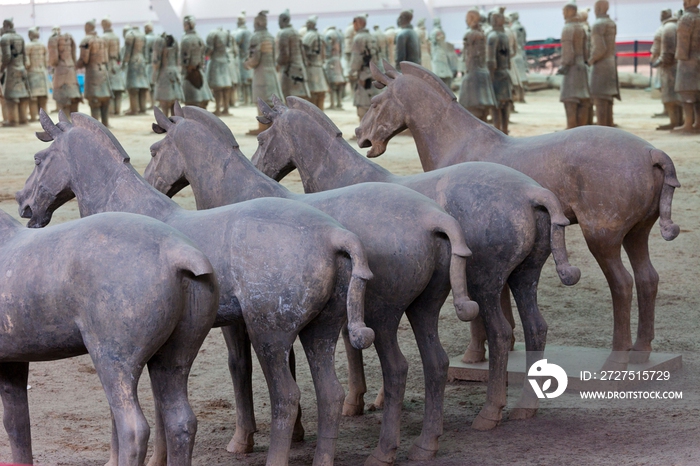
xmin=122 ymin=26 xmax=150 ymax=115
xmin=227 ymin=30 xmax=241 ymax=108
xmin=589 ymin=0 xmax=619 ymax=126
xmin=343 ymin=22 xmax=356 ymax=94
xmin=651 ymin=10 xmax=681 ymax=130
xmin=460 ymin=8 xmax=496 ymax=120
xmin=144 ymin=22 xmax=156 ymax=108
xmin=372 ymin=25 xmax=389 ymax=70
xmin=0 ymin=18 xmax=30 ymax=126
xmin=558 ymin=2 xmax=591 ymax=129
xmin=205 ymin=27 xmax=233 ymax=115
xmin=181 ymin=15 xmax=212 ymax=109
xmin=26 ymin=27 xmax=50 ymax=122
xmin=430 ymin=19 xmax=456 ymax=88
xmin=395 ymin=9 xmax=421 ymax=66
xmin=505 ymin=14 xmax=525 ymax=103
xmin=385 ymin=25 xmax=397 ymax=69
xmin=235 ymin=12 xmax=253 ymax=106
xmin=509 ymin=11 xmax=528 ymax=87
xmin=244 ymin=10 xmax=282 ymax=134
xmin=152 ymin=32 xmax=184 ymax=117
xmin=101 ymin=18 xmax=125 ymax=115
xmin=324 ymin=25 xmax=345 ymax=109
xmin=675 ymin=0 xmax=700 ymax=132
xmin=416 ymin=18 xmax=432 ymax=70
xmin=302 ymin=16 xmax=329 ymax=110
xmin=277 ymin=9 xmax=310 ymax=99
xmin=78 ymin=20 xmax=111 ymax=126
xmin=349 ymin=14 xmax=380 ymax=120
xmin=47 ymin=27 xmax=82 ymax=117
xmin=486 ymin=7 xmax=512 ymax=133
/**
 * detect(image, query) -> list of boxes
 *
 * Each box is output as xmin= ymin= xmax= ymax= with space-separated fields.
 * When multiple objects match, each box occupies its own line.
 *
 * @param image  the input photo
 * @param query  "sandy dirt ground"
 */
xmin=0 ymin=88 xmax=699 ymax=465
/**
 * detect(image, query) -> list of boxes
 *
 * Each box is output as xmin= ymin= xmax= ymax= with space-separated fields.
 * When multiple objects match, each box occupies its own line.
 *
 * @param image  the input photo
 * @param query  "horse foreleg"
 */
xmin=222 ymin=324 xmax=257 ymax=454
xmin=623 ymin=220 xmax=659 ymax=363
xmin=0 ymin=362 xmax=32 ymax=465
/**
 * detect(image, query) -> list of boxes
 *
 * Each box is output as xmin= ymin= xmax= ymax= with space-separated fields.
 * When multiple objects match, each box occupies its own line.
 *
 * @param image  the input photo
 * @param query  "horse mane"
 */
xmin=70 ymin=113 xmax=131 ymax=163
xmin=181 ymin=105 xmax=240 ymax=149
xmin=285 ymin=96 xmax=343 ymax=138
xmin=399 ymin=61 xmax=456 ymax=103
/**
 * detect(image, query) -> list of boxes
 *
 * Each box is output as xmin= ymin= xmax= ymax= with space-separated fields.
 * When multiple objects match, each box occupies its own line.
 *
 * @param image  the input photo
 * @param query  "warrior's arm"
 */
xmin=244 ymin=37 xmax=261 ymax=69
xmin=589 ymin=24 xmax=606 ymax=64
xmin=675 ymin=17 xmax=691 ymax=61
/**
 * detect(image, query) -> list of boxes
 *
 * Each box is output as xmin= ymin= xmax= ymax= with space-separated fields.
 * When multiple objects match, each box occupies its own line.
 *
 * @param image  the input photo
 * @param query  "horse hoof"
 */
xmin=509 ymin=407 xmax=538 ymax=421
xmin=364 ymin=450 xmax=395 ymax=466
xmin=461 ymin=349 xmax=486 ymax=364
xmin=471 ymin=408 xmax=501 ymax=431
xmin=226 ymin=435 xmax=254 ymax=454
xmin=342 ymin=401 xmax=365 ymax=416
xmin=408 ymin=443 xmax=438 ymax=461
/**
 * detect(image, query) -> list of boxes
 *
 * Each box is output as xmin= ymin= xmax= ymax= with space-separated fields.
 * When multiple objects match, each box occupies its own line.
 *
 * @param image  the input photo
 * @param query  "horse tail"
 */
xmin=527 ymin=187 xmax=581 ymax=286
xmin=330 ymin=229 xmax=375 ymax=350
xmin=426 ymin=211 xmax=480 ymax=322
xmin=651 ymin=148 xmax=681 ymax=241
xmin=166 ymin=240 xmax=216 ymax=277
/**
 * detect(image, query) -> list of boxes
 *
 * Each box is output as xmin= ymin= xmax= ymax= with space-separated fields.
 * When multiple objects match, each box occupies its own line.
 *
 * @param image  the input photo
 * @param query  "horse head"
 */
xmin=17 ymin=110 xmax=126 ymax=228
xmin=356 ymin=60 xmax=456 ymax=158
xmin=155 ymin=102 xmax=240 ymax=187
xmin=253 ymin=94 xmax=346 ymax=181
xmin=250 ymin=96 xmax=300 ymax=181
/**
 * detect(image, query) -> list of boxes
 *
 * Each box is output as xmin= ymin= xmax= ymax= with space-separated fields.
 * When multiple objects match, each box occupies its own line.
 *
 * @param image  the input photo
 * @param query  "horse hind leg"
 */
xmin=583 ymin=230 xmax=634 ymax=370
xmin=622 ymin=219 xmax=659 ymax=364
xmin=298 ymin=302 xmax=347 ymax=466
xmin=222 ymin=323 xmax=257 ymax=454
xmin=0 ymin=362 xmax=33 ymax=465
xmin=341 ymin=324 xmax=368 ymax=416
xmin=403 ymin=271 xmax=451 ymax=462
xmin=249 ymin=333 xmax=300 ymax=466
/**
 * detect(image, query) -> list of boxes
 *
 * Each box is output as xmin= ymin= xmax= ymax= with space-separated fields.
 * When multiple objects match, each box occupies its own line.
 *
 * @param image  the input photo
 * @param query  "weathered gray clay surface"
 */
xmin=16 ymin=110 xmax=375 ymax=466
xmin=356 ymin=61 xmax=681 ymax=371
xmin=249 ymin=95 xmax=580 ymax=432
xmin=144 ymin=101 xmax=479 ymax=465
xmin=0 ymin=209 xmax=219 ymax=465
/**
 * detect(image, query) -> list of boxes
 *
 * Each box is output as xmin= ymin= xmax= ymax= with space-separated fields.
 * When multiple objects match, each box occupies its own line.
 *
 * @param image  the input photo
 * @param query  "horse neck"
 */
xmin=288 ymin=120 xmax=392 ymax=191
xmin=184 ymin=137 xmax=290 ymax=209
xmin=401 ymin=82 xmax=506 ymax=170
xmin=69 ymin=138 xmax=180 ymax=221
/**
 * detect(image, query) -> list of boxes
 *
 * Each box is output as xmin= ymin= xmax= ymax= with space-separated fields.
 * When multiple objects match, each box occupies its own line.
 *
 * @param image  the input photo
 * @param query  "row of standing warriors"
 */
xmin=651 ymin=0 xmax=700 ymax=133
xmin=557 ymin=0 xmax=619 ymax=129
xmin=458 ymin=8 xmax=529 ymax=135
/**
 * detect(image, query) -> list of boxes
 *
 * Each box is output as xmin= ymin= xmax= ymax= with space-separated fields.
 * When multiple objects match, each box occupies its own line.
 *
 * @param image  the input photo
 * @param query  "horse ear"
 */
xmin=39 ymin=109 xmax=62 ymax=140
xmin=152 ymin=123 xmax=167 ymax=134
xmin=153 ymin=106 xmax=173 ymax=132
xmin=286 ymin=96 xmax=342 ymax=138
xmin=257 ymin=115 xmax=272 ymax=125
xmin=257 ymin=97 xmax=277 ymax=122
xmin=271 ymin=94 xmax=285 ymax=108
xmin=383 ymin=59 xmax=400 ymax=79
xmin=173 ymin=101 xmax=184 ymax=117
xmin=36 ymin=131 xmax=53 ymax=142
xmin=371 ymin=61 xmax=391 ymax=88
xmin=399 ymin=61 xmax=456 ymax=102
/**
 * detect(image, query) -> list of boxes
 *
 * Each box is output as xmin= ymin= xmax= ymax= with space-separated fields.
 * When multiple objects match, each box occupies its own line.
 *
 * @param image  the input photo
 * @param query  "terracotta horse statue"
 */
xmin=249 ymin=96 xmax=582 ymax=431
xmin=16 ymin=110 xmax=376 ymax=466
xmin=356 ymin=60 xmax=681 ymax=369
xmin=144 ymin=102 xmax=479 ymax=465
xmin=0 ymin=210 xmax=219 ymax=466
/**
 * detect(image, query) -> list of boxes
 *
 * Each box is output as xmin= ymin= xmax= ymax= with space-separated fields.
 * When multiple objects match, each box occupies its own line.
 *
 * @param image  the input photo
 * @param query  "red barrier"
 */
xmin=617 ymin=51 xmax=652 ymax=58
